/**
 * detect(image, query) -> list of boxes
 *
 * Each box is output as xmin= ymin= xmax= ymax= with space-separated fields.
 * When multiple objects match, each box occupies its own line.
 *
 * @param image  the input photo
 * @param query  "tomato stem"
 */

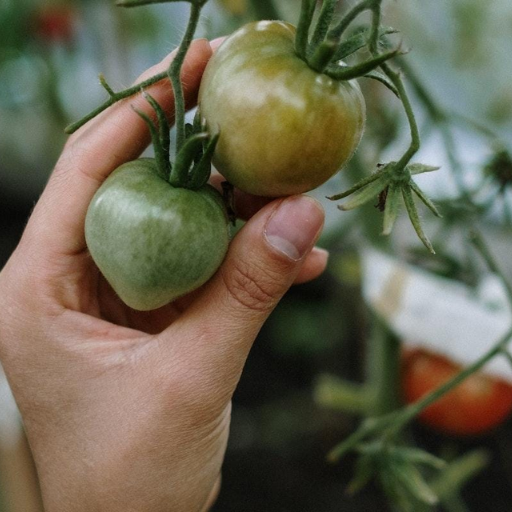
xmin=309 ymin=39 xmax=338 ymax=73
xmin=169 ymin=2 xmax=203 ymax=154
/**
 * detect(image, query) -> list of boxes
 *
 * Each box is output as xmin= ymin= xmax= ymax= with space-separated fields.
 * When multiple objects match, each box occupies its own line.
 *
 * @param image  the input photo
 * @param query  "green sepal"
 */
xmin=143 ymin=91 xmax=171 ymax=166
xmin=390 ymin=447 xmax=446 ymax=471
xmin=402 ymin=186 xmax=435 ymax=254
xmin=326 ymin=47 xmax=401 ymax=81
xmin=333 ymin=26 xmax=398 ymax=61
xmin=188 ymin=133 xmax=220 ymax=189
xmin=327 ymin=168 xmax=387 ymax=201
xmin=347 ymin=453 xmax=377 ymax=495
xmin=308 ymin=0 xmax=338 ymax=57
xmin=131 ymin=106 xmax=169 ymax=180
xmin=392 ymin=462 xmax=439 ymax=506
xmin=408 ymin=163 xmax=440 ymax=175
xmin=295 ymin=0 xmax=317 ymax=59
xmin=337 ymin=174 xmax=391 ymax=211
xmin=363 ymin=70 xmax=399 ymax=97
xmin=410 ymin=180 xmax=442 ymax=218
xmin=170 ymin=132 xmax=209 ymax=187
xmin=382 ymin=182 xmax=401 ymax=235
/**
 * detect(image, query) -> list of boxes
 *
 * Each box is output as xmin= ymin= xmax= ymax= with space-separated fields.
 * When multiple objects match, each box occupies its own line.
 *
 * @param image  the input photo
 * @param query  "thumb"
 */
xmin=172 ymin=195 xmax=324 ymax=385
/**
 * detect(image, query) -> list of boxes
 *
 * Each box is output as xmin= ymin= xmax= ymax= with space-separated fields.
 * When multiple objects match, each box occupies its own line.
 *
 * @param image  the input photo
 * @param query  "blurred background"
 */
xmin=1 ymin=0 xmax=512 ymax=510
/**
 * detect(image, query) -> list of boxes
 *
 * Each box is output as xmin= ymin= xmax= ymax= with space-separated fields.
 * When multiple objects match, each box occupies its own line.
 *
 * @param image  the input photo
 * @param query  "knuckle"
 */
xmin=222 ymin=259 xmax=284 ymax=313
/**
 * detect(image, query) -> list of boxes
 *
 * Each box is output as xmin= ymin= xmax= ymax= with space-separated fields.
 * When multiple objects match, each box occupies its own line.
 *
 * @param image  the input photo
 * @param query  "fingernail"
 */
xmin=210 ymin=37 xmax=226 ymax=51
xmin=264 ymin=196 xmax=324 ymax=261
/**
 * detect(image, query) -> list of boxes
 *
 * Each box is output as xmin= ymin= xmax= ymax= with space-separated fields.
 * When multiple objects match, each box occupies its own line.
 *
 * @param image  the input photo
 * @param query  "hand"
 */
xmin=0 ymin=39 xmax=327 ymax=512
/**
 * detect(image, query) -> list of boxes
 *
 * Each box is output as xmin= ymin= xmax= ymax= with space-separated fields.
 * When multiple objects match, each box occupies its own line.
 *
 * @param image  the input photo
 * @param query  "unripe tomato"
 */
xmin=85 ymin=159 xmax=230 ymax=311
xmin=198 ymin=21 xmax=366 ymax=197
xmin=401 ymin=349 xmax=512 ymax=436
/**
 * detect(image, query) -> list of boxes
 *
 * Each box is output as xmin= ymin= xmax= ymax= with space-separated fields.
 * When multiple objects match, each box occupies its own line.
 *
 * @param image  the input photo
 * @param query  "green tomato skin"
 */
xmin=198 ymin=21 xmax=366 ymax=197
xmin=85 ymin=159 xmax=229 ymax=311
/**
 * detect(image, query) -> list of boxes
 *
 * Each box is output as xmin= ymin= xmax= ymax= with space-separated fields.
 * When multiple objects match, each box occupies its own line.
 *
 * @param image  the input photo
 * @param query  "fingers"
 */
xmin=164 ymin=195 xmax=325 ymax=390
xmin=293 ymin=247 xmax=329 ymax=285
xmin=25 ymin=39 xmax=213 ymax=259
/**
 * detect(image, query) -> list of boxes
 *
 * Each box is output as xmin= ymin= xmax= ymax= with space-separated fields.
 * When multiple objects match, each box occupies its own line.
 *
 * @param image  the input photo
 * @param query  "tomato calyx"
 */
xmin=329 ymin=162 xmax=442 ymax=253
xmin=294 ymin=0 xmax=402 ymax=86
xmin=133 ymin=92 xmax=219 ymax=191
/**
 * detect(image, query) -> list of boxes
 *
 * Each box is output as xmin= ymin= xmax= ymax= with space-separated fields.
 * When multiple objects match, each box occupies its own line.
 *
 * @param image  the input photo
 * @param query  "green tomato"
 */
xmin=199 ymin=20 xmax=366 ymax=197
xmin=85 ymin=159 xmax=229 ymax=311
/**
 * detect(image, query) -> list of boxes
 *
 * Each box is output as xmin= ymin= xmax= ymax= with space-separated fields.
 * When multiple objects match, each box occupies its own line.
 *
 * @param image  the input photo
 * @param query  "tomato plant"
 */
xmin=198 ymin=21 xmax=366 ymax=197
xmin=85 ymin=158 xmax=229 ymax=311
xmin=401 ymin=349 xmax=512 ymax=436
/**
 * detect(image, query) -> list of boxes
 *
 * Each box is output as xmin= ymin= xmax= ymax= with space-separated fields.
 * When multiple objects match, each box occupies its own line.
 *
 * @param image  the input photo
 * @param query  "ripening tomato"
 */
xmin=35 ymin=4 xmax=76 ymax=43
xmin=85 ymin=159 xmax=230 ymax=311
xmin=198 ymin=20 xmax=366 ymax=197
xmin=401 ymin=348 xmax=512 ymax=436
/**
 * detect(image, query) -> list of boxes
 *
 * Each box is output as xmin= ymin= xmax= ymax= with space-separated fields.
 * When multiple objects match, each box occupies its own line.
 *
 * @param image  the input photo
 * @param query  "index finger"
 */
xmin=26 ymin=39 xmax=213 ymax=259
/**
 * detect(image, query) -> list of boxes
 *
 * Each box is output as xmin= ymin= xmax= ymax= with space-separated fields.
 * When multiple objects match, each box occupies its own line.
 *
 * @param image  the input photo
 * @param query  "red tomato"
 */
xmin=35 ymin=5 xmax=76 ymax=43
xmin=401 ymin=348 xmax=512 ymax=436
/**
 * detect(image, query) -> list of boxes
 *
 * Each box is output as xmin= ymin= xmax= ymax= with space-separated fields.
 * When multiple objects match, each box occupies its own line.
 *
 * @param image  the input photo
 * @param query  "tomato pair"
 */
xmin=86 ymin=17 xmax=366 ymax=311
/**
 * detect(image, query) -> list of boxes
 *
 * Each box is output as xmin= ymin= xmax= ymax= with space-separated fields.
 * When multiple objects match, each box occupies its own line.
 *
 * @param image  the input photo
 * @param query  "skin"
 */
xmin=0 ymin=39 xmax=329 ymax=511
xmin=85 ymin=159 xmax=230 ymax=311
xmin=199 ymin=21 xmax=366 ymax=197
xmin=402 ymin=349 xmax=512 ymax=436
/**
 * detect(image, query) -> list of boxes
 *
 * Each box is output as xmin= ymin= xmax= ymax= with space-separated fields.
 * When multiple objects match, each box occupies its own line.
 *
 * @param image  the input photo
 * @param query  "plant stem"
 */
xmin=65 ymin=71 xmax=169 ymax=134
xmin=169 ymin=1 xmax=202 ymax=154
xmin=366 ymin=317 xmax=401 ymax=416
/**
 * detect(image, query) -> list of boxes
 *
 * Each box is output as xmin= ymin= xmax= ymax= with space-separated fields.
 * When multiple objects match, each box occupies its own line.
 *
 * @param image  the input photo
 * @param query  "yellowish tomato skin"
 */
xmin=199 ymin=21 xmax=366 ymax=197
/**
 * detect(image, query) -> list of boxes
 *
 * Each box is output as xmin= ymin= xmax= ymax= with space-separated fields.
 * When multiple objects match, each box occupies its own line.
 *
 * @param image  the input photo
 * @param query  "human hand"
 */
xmin=0 ymin=39 xmax=327 ymax=512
